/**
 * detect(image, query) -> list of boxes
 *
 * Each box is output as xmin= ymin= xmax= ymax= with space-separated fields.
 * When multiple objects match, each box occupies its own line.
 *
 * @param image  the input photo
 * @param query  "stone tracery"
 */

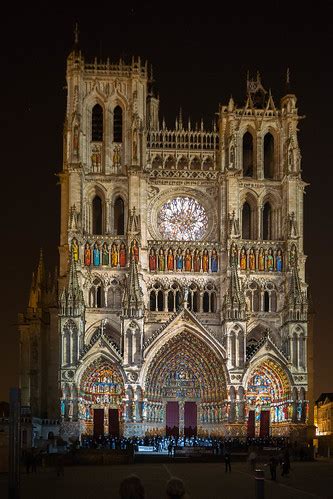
xmin=158 ymin=196 xmax=208 ymax=241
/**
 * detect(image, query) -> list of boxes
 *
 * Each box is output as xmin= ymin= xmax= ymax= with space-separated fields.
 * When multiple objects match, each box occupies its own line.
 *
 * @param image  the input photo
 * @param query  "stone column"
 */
xmin=289 ymin=335 xmax=294 ymax=364
xmin=199 ymin=292 xmax=204 ymax=313
xmin=164 ymin=290 xmax=169 ymax=312
xmin=235 ymin=332 xmax=240 ymax=368
xmin=106 ymin=201 xmax=111 ymax=234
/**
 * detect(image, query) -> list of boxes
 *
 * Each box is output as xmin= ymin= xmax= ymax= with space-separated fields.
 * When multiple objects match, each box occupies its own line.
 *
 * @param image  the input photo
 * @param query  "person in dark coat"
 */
xmin=281 ymin=450 xmax=290 ymax=476
xmin=269 ymin=456 xmax=278 ymax=480
xmin=224 ymin=451 xmax=231 ymax=472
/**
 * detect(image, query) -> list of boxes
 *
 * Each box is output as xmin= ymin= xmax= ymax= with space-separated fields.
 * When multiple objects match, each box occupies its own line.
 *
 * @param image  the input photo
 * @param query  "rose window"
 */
xmin=158 ymin=196 xmax=208 ymax=240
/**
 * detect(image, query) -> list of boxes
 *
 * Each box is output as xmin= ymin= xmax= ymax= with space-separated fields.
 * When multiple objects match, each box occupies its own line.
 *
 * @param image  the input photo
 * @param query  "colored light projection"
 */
xmin=158 ymin=197 xmax=208 ymax=241
xmin=144 ymin=332 xmax=226 ymax=424
xmin=78 ymin=359 xmax=124 ymax=421
xmin=246 ymin=360 xmax=291 ymax=423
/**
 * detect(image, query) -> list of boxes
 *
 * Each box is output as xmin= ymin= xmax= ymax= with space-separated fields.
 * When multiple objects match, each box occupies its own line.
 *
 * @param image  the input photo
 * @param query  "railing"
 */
xmin=148 ymin=129 xmax=219 ymax=152
xmin=84 ymin=58 xmax=148 ymax=78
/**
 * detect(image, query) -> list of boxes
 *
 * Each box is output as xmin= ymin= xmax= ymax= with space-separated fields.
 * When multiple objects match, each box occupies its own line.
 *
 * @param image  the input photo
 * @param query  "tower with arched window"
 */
xmin=19 ymin=42 xmax=313 ymax=445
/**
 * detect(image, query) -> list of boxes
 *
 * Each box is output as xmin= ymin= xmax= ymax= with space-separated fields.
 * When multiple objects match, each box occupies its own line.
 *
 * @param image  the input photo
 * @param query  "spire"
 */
xmin=27 ymin=250 xmax=46 ymax=309
xmin=74 ymin=22 xmax=79 ymax=47
xmin=179 ymin=107 xmax=183 ymax=129
xmin=68 ymin=250 xmax=80 ymax=295
xmin=59 ymin=251 xmax=84 ymax=317
xmin=28 ymin=272 xmax=37 ymax=309
xmin=122 ymin=254 xmax=143 ymax=318
xmin=287 ymin=266 xmax=307 ymax=321
xmin=227 ymin=95 xmax=235 ymax=112
xmin=285 ymin=67 xmax=292 ymax=94
xmin=246 ymin=70 xmax=267 ymax=108
xmin=36 ymin=248 xmax=45 ymax=286
xmin=224 ymin=263 xmax=246 ymax=321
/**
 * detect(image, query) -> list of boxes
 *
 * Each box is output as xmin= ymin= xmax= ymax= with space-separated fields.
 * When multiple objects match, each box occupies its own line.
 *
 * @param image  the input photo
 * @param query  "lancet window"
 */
xmin=263 ymin=202 xmax=272 ymax=240
xmin=149 ymin=283 xmax=164 ymax=312
xmin=89 ymin=278 xmax=104 ymax=308
xmin=244 ymin=281 xmax=277 ymax=313
xmin=264 ymin=133 xmax=275 ymax=179
xmin=107 ymin=279 xmax=122 ymax=310
xmin=114 ymin=196 xmax=125 ymax=235
xmin=243 ymin=132 xmax=254 ymax=177
xmin=91 ymin=104 xmax=103 ymax=142
xmin=113 ymin=106 xmax=123 ymax=143
xmin=92 ymin=195 xmax=103 ymax=235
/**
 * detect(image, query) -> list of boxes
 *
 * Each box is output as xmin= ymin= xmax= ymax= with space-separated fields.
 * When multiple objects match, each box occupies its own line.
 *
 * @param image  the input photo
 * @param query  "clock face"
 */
xmin=157 ymin=196 xmax=208 ymax=241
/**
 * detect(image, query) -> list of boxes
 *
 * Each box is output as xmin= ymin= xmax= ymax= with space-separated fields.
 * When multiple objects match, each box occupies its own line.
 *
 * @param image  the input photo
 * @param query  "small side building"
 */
xmin=314 ymin=393 xmax=333 ymax=457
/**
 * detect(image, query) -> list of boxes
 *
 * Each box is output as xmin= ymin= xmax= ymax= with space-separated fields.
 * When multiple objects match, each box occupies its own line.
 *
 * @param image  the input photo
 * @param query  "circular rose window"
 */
xmin=157 ymin=196 xmax=208 ymax=240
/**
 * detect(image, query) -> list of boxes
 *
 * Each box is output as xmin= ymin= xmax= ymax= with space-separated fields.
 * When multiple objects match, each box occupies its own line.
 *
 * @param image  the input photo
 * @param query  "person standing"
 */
xmin=281 ymin=450 xmax=290 ymax=476
xmin=269 ymin=456 xmax=277 ymax=480
xmin=224 ymin=451 xmax=231 ymax=472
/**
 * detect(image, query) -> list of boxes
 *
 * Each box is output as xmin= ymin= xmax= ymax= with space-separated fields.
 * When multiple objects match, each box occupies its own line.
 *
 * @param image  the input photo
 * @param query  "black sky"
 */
xmin=0 ymin=1 xmax=332 ymax=401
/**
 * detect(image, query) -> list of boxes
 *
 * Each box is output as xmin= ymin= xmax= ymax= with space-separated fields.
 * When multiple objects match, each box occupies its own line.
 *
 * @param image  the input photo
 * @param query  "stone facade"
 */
xmin=19 ymin=43 xmax=313 ymax=440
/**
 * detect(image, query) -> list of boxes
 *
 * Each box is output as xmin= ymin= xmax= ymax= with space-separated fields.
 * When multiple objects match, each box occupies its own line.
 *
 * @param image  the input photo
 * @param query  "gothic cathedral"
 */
xmin=19 ymin=42 xmax=313 ymax=441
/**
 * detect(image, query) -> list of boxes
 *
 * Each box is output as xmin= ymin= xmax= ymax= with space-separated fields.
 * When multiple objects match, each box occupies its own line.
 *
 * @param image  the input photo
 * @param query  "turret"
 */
xmin=59 ymin=251 xmax=84 ymax=317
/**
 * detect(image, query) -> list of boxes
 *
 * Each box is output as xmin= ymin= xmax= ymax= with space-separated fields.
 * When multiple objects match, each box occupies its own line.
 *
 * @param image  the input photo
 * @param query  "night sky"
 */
xmin=0 ymin=2 xmax=332 ymax=402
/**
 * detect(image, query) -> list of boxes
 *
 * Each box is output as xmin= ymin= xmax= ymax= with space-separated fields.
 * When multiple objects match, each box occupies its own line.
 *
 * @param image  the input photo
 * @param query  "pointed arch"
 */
xmin=107 ymin=279 xmax=122 ymax=310
xmin=262 ymin=201 xmax=272 ymax=240
xmin=152 ymin=155 xmax=163 ymax=169
xmin=92 ymin=195 xmax=103 ymax=235
xmin=244 ymin=357 xmax=292 ymax=424
xmin=91 ymin=104 xmax=103 ymax=142
xmin=89 ymin=277 xmax=104 ymax=308
xmin=77 ymin=357 xmax=125 ymax=431
xmin=242 ymin=131 xmax=255 ymax=177
xmin=241 ymin=191 xmax=258 ymax=240
xmin=261 ymin=190 xmax=282 ymax=240
xmin=113 ymin=105 xmax=123 ymax=143
xmin=142 ymin=331 xmax=227 ymax=403
xmin=264 ymin=132 xmax=275 ymax=179
xmin=114 ymin=196 xmax=125 ymax=235
xmin=164 ymin=155 xmax=176 ymax=169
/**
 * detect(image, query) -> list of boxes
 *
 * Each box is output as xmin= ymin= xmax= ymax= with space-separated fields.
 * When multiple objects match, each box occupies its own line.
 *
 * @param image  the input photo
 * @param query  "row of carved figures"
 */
xmin=149 ymin=247 xmax=219 ymax=272
xmin=230 ymin=243 xmax=284 ymax=272
xmin=72 ymin=238 xmax=139 ymax=267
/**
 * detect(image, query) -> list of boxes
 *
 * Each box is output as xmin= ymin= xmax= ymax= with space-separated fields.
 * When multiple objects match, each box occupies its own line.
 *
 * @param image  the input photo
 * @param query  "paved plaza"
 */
xmin=1 ymin=459 xmax=333 ymax=499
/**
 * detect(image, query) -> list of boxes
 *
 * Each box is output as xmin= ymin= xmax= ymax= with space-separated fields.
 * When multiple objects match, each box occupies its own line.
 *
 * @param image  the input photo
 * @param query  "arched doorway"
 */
xmin=144 ymin=332 xmax=227 ymax=437
xmin=246 ymin=359 xmax=290 ymax=437
xmin=78 ymin=358 xmax=125 ymax=437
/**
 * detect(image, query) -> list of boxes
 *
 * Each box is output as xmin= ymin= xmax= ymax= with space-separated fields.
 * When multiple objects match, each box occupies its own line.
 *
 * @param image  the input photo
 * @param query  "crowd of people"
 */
xmin=79 ymin=434 xmax=290 ymax=455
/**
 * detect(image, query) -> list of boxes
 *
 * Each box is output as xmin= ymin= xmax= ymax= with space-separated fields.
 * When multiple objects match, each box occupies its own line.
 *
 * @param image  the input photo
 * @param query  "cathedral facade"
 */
xmin=19 ymin=43 xmax=313 ymax=441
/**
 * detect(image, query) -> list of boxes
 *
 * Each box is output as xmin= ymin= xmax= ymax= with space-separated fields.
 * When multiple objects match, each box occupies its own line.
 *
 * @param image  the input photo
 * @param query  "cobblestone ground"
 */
xmin=1 ymin=460 xmax=333 ymax=499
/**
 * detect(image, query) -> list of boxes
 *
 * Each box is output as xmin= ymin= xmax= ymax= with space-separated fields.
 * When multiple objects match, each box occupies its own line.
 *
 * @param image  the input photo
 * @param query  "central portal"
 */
xmin=144 ymin=331 xmax=227 ymax=435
